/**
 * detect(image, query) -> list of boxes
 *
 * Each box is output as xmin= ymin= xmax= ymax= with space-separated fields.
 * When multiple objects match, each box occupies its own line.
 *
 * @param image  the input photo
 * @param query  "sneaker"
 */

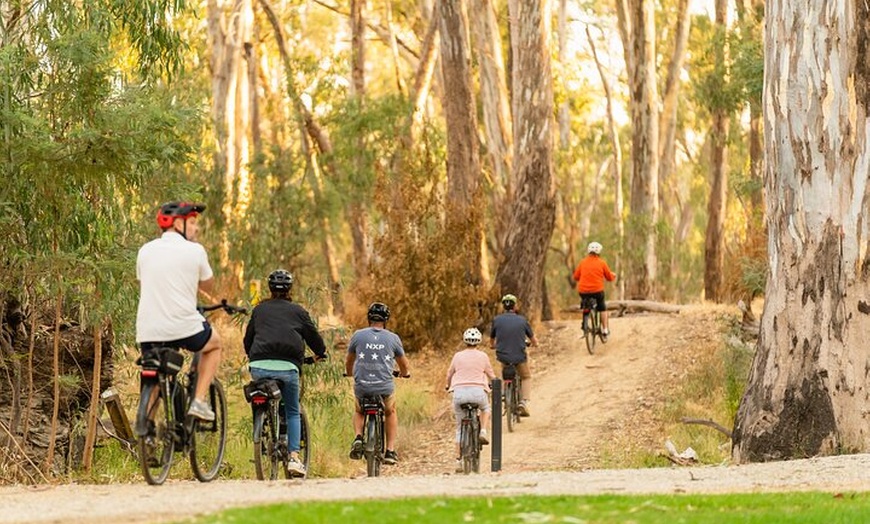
xmin=384 ymin=449 xmax=399 ymax=465
xmin=518 ymin=401 xmax=530 ymax=417
xmin=287 ymin=457 xmax=307 ymax=477
xmin=187 ymin=399 xmax=215 ymax=421
xmin=602 ymin=327 xmax=610 ymax=336
xmin=454 ymin=459 xmax=464 ymax=473
xmin=479 ymin=429 xmax=489 ymax=445
xmin=349 ymin=436 xmax=364 ymax=460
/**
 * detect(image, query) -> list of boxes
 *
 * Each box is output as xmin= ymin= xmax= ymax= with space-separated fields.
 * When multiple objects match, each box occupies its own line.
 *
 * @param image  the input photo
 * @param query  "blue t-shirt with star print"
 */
xmin=348 ymin=326 xmax=405 ymax=396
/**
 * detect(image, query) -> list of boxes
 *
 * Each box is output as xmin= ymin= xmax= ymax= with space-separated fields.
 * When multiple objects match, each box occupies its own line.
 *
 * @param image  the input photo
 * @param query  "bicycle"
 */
xmin=358 ymin=371 xmax=409 ymax=478
xmin=134 ymin=300 xmax=245 ymax=485
xmin=245 ymin=357 xmax=317 ymax=480
xmin=458 ymin=402 xmax=482 ymax=474
xmin=581 ymin=296 xmax=606 ymax=354
xmin=501 ymin=363 xmax=522 ymax=433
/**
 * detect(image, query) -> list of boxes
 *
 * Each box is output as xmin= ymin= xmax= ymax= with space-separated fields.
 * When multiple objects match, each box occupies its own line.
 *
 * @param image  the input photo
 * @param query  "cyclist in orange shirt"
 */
xmin=572 ymin=242 xmax=617 ymax=337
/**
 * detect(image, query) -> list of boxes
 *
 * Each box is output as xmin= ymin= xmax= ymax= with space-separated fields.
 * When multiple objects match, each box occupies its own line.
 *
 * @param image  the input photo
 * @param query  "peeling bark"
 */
xmin=495 ymin=0 xmax=557 ymax=321
xmin=733 ymin=0 xmax=870 ymax=462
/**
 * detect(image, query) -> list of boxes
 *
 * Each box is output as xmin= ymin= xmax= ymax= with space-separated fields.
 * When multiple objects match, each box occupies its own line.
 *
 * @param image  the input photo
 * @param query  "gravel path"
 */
xmin=3 ymin=454 xmax=870 ymax=524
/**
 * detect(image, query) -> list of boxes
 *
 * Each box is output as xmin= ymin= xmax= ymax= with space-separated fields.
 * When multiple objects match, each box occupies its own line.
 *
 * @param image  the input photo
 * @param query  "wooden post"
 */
xmin=490 ymin=378 xmax=502 ymax=472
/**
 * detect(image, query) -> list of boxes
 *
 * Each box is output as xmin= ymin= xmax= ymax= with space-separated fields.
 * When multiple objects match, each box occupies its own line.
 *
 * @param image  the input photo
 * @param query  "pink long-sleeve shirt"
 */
xmin=447 ymin=349 xmax=496 ymax=391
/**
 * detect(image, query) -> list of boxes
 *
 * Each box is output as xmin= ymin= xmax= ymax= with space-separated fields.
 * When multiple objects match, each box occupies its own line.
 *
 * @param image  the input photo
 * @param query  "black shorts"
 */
xmin=579 ymin=292 xmax=606 ymax=312
xmin=140 ymin=321 xmax=213 ymax=353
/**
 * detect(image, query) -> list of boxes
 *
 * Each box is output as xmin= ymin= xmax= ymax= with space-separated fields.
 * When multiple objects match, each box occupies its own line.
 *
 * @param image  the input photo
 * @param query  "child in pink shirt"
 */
xmin=446 ymin=327 xmax=496 ymax=471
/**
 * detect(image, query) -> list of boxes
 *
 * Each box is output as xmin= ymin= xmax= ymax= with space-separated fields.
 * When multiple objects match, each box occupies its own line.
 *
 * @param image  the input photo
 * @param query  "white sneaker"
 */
xmin=187 ymin=399 xmax=215 ymax=421
xmin=479 ymin=429 xmax=489 ymax=445
xmin=455 ymin=459 xmax=464 ymax=473
xmin=287 ymin=457 xmax=307 ymax=477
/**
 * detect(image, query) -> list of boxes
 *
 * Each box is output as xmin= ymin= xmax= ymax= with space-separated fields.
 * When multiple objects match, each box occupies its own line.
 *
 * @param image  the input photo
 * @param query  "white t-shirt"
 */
xmin=136 ymin=232 xmax=214 ymax=343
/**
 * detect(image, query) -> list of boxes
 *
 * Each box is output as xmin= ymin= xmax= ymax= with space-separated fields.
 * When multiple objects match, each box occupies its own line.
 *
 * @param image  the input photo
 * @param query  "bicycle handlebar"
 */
xmin=198 ymin=299 xmax=248 ymax=315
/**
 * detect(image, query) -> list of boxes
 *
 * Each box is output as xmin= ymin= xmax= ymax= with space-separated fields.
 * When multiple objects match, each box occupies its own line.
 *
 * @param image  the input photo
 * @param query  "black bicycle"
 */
xmin=581 ymin=296 xmax=606 ymax=354
xmin=458 ymin=402 xmax=482 ymax=474
xmin=245 ymin=357 xmax=317 ymax=480
xmin=134 ymin=301 xmax=245 ymax=485
xmin=357 ymin=371 xmax=408 ymax=477
xmin=502 ymin=363 xmax=522 ymax=433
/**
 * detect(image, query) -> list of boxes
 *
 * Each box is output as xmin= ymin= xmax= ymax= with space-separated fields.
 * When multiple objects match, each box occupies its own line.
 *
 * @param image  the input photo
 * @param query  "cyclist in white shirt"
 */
xmin=136 ymin=201 xmax=222 ymax=421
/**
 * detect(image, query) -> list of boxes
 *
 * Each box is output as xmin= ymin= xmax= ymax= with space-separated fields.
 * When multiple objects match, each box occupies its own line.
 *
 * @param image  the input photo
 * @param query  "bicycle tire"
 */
xmin=297 ymin=407 xmax=310 ymax=478
xmin=471 ymin=415 xmax=481 ymax=473
xmin=190 ymin=380 xmax=227 ymax=482
xmin=460 ymin=420 xmax=473 ymax=474
xmin=504 ymin=381 xmax=515 ymax=433
xmin=252 ymin=407 xmax=279 ymax=480
xmin=585 ymin=311 xmax=597 ymax=355
xmin=365 ymin=414 xmax=381 ymax=477
xmin=137 ymin=382 xmax=174 ymax=485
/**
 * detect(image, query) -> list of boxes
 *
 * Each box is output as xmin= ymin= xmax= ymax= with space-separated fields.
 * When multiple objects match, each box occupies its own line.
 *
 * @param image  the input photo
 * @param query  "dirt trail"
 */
xmin=402 ymin=307 xmax=725 ymax=474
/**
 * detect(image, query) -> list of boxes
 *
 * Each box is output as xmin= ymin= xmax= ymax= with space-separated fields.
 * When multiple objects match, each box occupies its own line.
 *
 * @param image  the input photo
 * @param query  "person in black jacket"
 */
xmin=243 ymin=269 xmax=327 ymax=476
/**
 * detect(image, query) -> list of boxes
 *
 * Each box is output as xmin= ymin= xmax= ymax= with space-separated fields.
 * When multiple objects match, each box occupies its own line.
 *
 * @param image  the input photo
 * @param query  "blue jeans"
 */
xmin=250 ymin=368 xmax=301 ymax=453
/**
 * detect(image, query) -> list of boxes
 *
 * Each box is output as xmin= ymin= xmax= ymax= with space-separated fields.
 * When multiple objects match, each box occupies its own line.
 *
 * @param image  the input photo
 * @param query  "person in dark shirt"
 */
xmin=243 ymin=269 xmax=327 ymax=476
xmin=490 ymin=294 xmax=538 ymax=416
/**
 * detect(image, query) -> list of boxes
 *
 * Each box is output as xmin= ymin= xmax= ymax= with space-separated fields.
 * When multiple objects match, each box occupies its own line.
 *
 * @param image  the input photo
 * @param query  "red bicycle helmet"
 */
xmin=156 ymin=201 xmax=205 ymax=229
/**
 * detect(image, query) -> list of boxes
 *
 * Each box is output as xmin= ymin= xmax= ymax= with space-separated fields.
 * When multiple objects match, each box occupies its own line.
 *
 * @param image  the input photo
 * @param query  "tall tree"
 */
xmin=703 ymin=0 xmax=730 ymax=302
xmin=495 ymin=0 xmax=557 ymax=320
xmin=470 ymin=0 xmax=513 ymax=262
xmin=621 ymin=0 xmax=660 ymax=299
xmin=732 ymin=0 xmax=870 ymax=462
xmin=348 ymin=0 xmax=371 ymax=282
xmin=440 ymin=0 xmax=484 ymax=286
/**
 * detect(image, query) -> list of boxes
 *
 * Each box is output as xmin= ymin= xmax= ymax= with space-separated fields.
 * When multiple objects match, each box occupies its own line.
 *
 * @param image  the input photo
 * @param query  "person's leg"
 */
xmin=517 ymin=362 xmax=532 ymax=403
xmin=194 ymin=329 xmax=222 ymax=401
xmin=280 ymin=370 xmax=301 ymax=455
xmin=384 ymin=394 xmax=398 ymax=452
xmin=353 ymin=400 xmax=364 ymax=436
xmin=599 ymin=292 xmax=609 ymax=333
xmin=452 ymin=396 xmax=463 ymax=458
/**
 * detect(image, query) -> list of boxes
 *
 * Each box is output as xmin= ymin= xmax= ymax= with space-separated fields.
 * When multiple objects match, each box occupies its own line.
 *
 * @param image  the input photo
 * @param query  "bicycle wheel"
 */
xmin=471 ymin=415 xmax=481 ymax=473
xmin=137 ymin=382 xmax=174 ymax=485
xmin=364 ymin=414 xmax=381 ymax=477
xmin=504 ymin=381 xmax=515 ymax=433
xmin=459 ymin=420 xmax=473 ymax=474
xmin=252 ymin=407 xmax=280 ymax=480
xmin=585 ymin=312 xmax=597 ymax=355
xmin=190 ymin=380 xmax=227 ymax=482
xmin=296 ymin=407 xmax=310 ymax=478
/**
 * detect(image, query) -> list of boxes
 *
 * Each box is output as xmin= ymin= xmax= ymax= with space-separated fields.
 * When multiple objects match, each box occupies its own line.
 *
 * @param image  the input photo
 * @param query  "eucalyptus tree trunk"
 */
xmin=469 ymin=0 xmax=512 ymax=269
xmin=624 ymin=0 xmax=659 ymax=299
xmin=556 ymin=0 xmax=570 ymax=150
xmin=349 ymin=0 xmax=370 ymax=282
xmin=208 ymin=0 xmax=250 ymax=269
xmin=495 ymin=0 xmax=556 ymax=321
xmin=259 ymin=0 xmax=344 ymax=315
xmin=703 ymin=0 xmax=729 ymax=302
xmin=587 ymin=26 xmax=625 ymax=299
xmin=732 ymin=0 xmax=870 ymax=462
xmin=439 ymin=0 xmax=484 ymax=286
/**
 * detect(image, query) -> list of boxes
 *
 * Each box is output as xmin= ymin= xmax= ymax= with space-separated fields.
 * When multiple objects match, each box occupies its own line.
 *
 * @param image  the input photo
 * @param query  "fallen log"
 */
xmin=562 ymin=300 xmax=683 ymax=315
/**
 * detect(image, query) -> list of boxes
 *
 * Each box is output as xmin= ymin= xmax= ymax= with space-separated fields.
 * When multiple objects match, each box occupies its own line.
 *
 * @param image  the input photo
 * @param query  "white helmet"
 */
xmin=463 ymin=327 xmax=482 ymax=346
xmin=587 ymin=241 xmax=603 ymax=254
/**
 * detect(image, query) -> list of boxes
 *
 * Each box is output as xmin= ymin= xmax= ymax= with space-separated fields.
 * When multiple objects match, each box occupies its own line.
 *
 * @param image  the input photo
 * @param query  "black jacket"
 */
xmin=243 ymin=298 xmax=326 ymax=370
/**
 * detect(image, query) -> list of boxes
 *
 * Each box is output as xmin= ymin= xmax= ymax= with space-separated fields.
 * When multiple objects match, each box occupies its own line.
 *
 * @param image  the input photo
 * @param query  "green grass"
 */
xmin=183 ymin=492 xmax=870 ymax=523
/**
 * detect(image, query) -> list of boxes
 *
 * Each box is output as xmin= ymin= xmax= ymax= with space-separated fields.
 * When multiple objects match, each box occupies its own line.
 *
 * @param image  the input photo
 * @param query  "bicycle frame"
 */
xmin=459 ymin=403 xmax=481 ymax=474
xmin=361 ymin=396 xmax=385 ymax=477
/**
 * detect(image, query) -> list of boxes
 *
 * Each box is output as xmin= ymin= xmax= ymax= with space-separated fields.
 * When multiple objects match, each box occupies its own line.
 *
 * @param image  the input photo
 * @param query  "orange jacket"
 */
xmin=572 ymin=255 xmax=616 ymax=293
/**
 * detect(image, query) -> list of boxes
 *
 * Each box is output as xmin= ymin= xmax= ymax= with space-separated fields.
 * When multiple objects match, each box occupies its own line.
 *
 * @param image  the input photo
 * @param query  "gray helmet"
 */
xmin=267 ymin=269 xmax=293 ymax=292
